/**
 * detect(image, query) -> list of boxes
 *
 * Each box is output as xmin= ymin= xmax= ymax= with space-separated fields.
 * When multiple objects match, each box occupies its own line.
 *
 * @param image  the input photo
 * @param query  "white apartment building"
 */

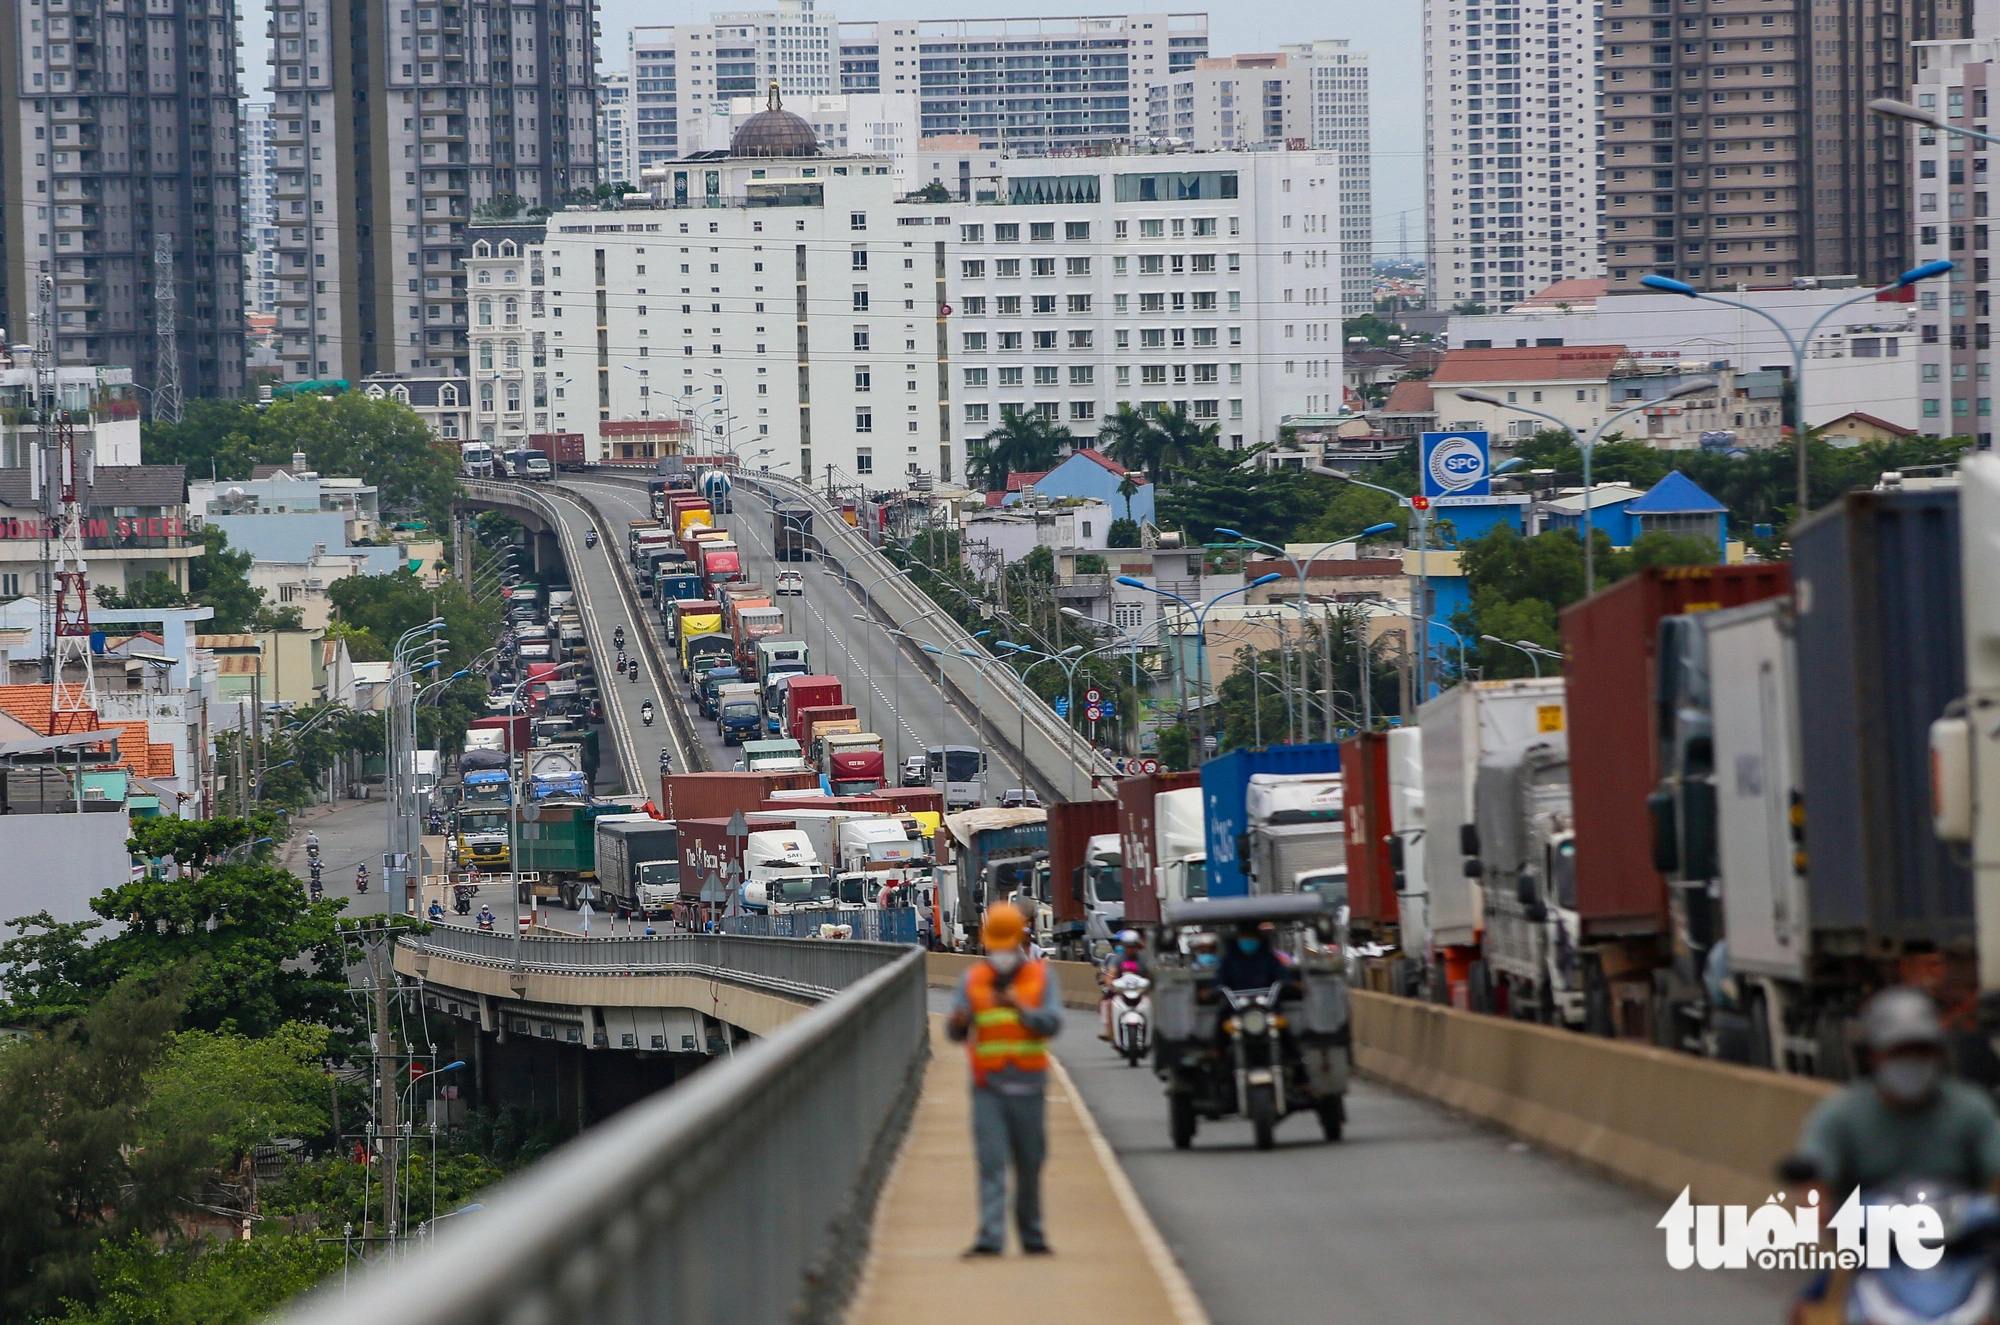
xmin=629 ymin=0 xmax=839 ymax=174
xmin=468 ymin=107 xmax=943 ymax=484
xmin=243 ymin=103 xmax=282 ymax=316
xmin=942 ymin=149 xmax=1333 ymax=462
xmin=1908 ymin=35 xmax=1997 ymax=448
xmin=1423 ymin=0 xmax=1604 ymax=312
xmin=267 ymin=0 xmax=599 ymax=382
xmin=1141 ymin=44 xmax=1374 ymax=316
xmin=599 ymin=73 xmax=636 ymax=189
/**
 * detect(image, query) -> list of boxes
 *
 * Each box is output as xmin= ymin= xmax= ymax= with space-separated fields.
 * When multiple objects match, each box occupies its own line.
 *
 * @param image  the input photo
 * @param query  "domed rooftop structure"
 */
xmin=731 ymin=82 xmax=819 ymax=159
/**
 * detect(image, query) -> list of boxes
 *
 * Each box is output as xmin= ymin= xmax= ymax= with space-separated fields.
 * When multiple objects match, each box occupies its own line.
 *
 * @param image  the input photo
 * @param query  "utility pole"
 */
xmin=373 ymin=937 xmax=400 ymax=1247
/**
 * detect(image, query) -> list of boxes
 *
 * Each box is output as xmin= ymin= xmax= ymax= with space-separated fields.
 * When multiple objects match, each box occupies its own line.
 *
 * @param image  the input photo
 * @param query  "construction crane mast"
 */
xmin=36 ymin=273 xmax=96 ymax=736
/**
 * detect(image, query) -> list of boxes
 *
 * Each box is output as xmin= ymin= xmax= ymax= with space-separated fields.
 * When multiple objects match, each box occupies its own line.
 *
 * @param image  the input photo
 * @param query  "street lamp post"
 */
xmin=1115 ymin=573 xmax=1283 ymax=763
xmin=1640 ymin=250 xmax=1953 ymax=518
xmin=1481 ymin=634 xmax=1544 ymax=678
xmin=1458 ymin=382 xmax=1715 ymax=596
xmin=995 ymin=643 xmax=1084 ymax=796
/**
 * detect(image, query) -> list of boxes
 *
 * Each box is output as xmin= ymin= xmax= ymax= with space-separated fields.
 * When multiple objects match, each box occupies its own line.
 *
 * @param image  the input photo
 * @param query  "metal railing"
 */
xmin=720 ymin=907 xmax=925 ymax=946
xmin=734 ymin=472 xmax=1120 ymax=799
xmin=405 ymin=925 xmax=909 ymax=1003
xmin=282 ymin=943 xmax=929 ymax=1325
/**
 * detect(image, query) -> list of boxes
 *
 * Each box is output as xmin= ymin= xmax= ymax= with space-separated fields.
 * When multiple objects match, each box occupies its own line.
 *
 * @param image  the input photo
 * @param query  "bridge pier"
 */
xmin=456 ymin=1018 xmax=706 ymax=1127
xmin=531 ymin=528 xmax=562 ymax=578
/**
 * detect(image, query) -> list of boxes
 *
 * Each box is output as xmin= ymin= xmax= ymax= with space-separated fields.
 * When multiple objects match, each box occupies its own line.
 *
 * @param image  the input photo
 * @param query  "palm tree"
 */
xmin=1097 ymin=402 xmax=1159 ymax=481
xmin=974 ymin=406 xmax=1070 ymax=491
xmin=1116 ymin=472 xmax=1140 ymax=523
xmin=1149 ymin=404 xmax=1219 ymax=483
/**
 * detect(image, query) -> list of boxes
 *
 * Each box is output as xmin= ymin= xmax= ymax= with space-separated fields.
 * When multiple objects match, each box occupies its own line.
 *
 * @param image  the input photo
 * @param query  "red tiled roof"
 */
xmin=1515 ymin=277 xmax=1608 ymax=307
xmin=0 ymin=685 xmax=171 ymax=775
xmin=1432 ymin=344 xmax=1630 ymax=384
xmin=1822 ymin=410 xmax=1913 ymax=436
xmin=1382 ymin=380 xmax=1436 ymax=414
xmin=1002 ymin=470 xmax=1050 ymax=493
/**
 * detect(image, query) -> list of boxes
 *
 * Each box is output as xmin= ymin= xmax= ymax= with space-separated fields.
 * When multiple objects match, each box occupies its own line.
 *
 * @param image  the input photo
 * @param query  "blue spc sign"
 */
xmin=1054 ymin=696 xmax=1070 ymax=719
xmin=1420 ymin=430 xmax=1492 ymax=498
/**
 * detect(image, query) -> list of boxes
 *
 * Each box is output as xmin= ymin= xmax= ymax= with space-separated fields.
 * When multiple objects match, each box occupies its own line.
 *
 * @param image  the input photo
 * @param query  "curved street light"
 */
xmin=1114 ymin=573 xmax=1283 ymax=762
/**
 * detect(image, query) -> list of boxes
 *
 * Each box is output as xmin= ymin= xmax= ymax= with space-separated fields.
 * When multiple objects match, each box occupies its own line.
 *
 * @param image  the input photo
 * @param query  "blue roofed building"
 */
xmin=1623 ymin=471 xmax=1729 ymax=555
xmin=997 ymin=448 xmax=1154 ymax=526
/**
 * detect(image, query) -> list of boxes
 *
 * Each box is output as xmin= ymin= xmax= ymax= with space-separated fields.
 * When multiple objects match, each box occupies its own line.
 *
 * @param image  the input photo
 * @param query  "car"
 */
xmin=776 ymin=570 xmax=804 ymax=596
xmin=1000 ymin=787 xmax=1041 ymax=809
xmin=484 ymin=694 xmax=522 ymax=715
xmin=901 ymin=755 xmax=930 ymax=788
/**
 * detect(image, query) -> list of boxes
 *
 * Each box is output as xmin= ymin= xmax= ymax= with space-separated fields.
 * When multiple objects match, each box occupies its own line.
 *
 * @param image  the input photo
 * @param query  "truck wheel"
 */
xmin=1747 ymin=988 xmax=1775 ymax=1071
xmin=1248 ymin=1083 xmax=1278 ymax=1151
xmin=1316 ymin=1095 xmax=1346 ymax=1143
xmin=1170 ymin=1093 xmax=1197 ymax=1150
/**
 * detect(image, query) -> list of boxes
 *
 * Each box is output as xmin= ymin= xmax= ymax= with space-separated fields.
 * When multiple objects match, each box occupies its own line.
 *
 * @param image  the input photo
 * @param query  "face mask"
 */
xmin=1194 ymin=952 xmax=1218 ymax=969
xmin=989 ymin=949 xmax=1022 ymax=975
xmin=1877 ymin=1055 xmax=1942 ymax=1105
xmin=1237 ymin=938 xmax=1262 ymax=955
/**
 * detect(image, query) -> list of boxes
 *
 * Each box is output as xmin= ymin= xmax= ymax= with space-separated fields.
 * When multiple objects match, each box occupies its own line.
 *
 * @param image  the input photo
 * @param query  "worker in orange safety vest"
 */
xmin=947 ymin=902 xmax=1065 ymax=1257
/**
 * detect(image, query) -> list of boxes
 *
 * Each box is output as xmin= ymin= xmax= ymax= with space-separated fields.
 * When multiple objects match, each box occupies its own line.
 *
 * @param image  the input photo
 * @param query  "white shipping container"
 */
xmin=1708 ymin=599 xmax=1810 ymax=981
xmin=1418 ymin=678 xmax=1569 ymax=948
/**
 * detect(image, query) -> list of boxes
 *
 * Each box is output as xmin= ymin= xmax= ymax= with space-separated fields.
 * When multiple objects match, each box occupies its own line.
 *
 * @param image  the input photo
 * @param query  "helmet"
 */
xmin=1862 ymin=987 xmax=1946 ymax=1054
xmin=1117 ymin=929 xmax=1141 ymax=947
xmin=981 ymin=904 xmax=1027 ymax=951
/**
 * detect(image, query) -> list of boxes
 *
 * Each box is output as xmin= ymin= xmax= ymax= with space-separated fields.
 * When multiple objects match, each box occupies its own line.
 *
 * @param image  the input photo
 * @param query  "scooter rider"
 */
xmin=585 ymin=528 xmax=599 ymax=548
xmin=1211 ymin=923 xmax=1298 ymax=996
xmin=305 ymin=832 xmax=320 ymax=858
xmin=659 ymin=748 xmax=673 ymax=776
xmin=613 ymin=626 xmax=626 ymax=651
xmin=641 ymin=700 xmax=655 ymax=726
xmin=428 ymin=899 xmax=446 ymax=923
xmin=1790 ymin=987 xmax=2000 ymax=1202
xmin=477 ymin=904 xmax=497 ymax=931
xmin=355 ymin=864 xmax=370 ymax=893
xmin=1099 ymin=930 xmax=1145 ymax=1040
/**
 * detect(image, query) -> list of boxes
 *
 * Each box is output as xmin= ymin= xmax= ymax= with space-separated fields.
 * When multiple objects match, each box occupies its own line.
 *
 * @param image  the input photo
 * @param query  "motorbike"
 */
xmin=1109 ymin=970 xmax=1152 ymax=1067
xmin=355 ymin=869 xmax=370 ymax=894
xmin=1150 ymin=894 xmax=1352 ymax=1152
xmin=629 ymin=666 xmax=640 ymax=684
xmin=585 ymin=529 xmax=599 ymax=549
xmin=1783 ymin=1179 xmax=2000 ymax=1325
xmin=309 ymin=878 xmax=324 ymax=902
xmin=614 ymin=628 xmax=626 ymax=651
xmin=641 ymin=703 xmax=655 ymax=726
xmin=453 ymin=886 xmax=473 ymax=916
xmin=477 ymin=911 xmax=496 ymax=932
xmin=306 ymin=841 xmax=321 ymax=861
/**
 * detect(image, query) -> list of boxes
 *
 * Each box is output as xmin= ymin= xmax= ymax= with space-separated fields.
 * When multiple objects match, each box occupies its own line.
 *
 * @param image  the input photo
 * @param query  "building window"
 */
xmin=856 ymin=408 xmax=872 ymax=433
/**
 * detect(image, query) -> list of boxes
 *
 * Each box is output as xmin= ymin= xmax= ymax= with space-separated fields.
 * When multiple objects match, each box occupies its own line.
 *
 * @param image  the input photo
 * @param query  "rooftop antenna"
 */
xmin=153 ymin=233 xmax=183 ymax=425
xmin=37 ymin=275 xmax=96 ymax=736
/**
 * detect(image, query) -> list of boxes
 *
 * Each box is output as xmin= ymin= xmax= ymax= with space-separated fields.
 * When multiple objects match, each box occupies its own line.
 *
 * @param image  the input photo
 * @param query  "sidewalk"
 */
xmin=845 ymin=1017 xmax=1207 ymax=1325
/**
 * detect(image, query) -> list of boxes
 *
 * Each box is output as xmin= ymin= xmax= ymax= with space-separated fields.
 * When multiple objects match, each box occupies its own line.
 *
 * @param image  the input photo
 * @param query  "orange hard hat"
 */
xmin=981 ymin=904 xmax=1027 ymax=950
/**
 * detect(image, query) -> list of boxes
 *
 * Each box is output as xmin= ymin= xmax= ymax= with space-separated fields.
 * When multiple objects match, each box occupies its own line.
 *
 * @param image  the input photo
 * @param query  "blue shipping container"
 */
xmin=1201 ymin=743 xmax=1343 ymax=897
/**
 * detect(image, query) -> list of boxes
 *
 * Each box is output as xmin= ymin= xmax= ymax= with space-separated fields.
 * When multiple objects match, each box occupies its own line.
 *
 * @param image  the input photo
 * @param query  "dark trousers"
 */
xmin=972 ymin=1085 xmax=1048 ymax=1251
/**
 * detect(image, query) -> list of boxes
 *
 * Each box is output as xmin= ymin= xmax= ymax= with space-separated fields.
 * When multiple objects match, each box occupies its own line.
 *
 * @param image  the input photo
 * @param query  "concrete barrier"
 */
xmin=926 ymin=952 xmax=1102 ymax=1009
xmin=1350 ymin=990 xmax=1836 ymax=1207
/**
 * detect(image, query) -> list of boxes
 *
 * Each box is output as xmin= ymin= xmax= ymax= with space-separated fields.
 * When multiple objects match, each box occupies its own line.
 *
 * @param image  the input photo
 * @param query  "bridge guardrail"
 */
xmin=284 ymin=941 xmax=928 ymax=1325
xmin=405 ymin=926 xmax=906 ymax=1003
xmin=720 ymin=907 xmax=924 ymax=946
xmin=736 ymin=472 xmax=1119 ymax=799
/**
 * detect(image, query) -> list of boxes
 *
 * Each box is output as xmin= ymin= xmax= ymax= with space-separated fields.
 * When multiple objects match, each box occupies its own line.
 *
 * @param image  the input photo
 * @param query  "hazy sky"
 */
xmin=242 ymin=1 xmax=1422 ymax=259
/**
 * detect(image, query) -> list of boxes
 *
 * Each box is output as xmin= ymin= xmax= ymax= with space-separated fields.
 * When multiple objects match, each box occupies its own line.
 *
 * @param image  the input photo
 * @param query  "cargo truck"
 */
xmin=511 ymin=800 xmax=597 ymax=907
xmin=754 ymin=639 xmax=810 ymax=685
xmin=944 ymin=808 xmax=1048 ymax=950
xmin=742 ymin=738 xmax=810 ymax=773
xmin=672 ymin=599 xmax=722 ymax=647
xmin=1385 ymin=726 xmax=1427 ymax=995
xmin=531 ymin=432 xmax=586 ymax=470
xmin=462 ymin=768 xmax=512 ymax=807
xmin=628 ymin=519 xmax=662 ymax=562
xmin=1561 ymin=563 xmax=1790 ymax=1047
xmin=1417 ymin=679 xmax=1566 ymax=1007
xmin=1462 ymin=732 xmax=1579 ymax=1026
xmin=1339 ymin=732 xmax=1401 ymax=952
xmin=781 ymin=676 xmax=844 ymax=742
xmin=697 ymin=540 xmax=742 ymax=591
xmin=594 ymin=816 xmax=680 ymax=916
xmin=733 ymin=606 xmax=786 ymax=670
xmin=453 ymin=804 xmax=511 ymax=869
xmin=1048 ymin=800 xmax=1121 ymax=958
xmin=678 ymin=610 xmax=726 ymax=672
xmin=1113 ymin=772 xmax=1201 ymax=923
xmin=823 ymin=732 xmax=886 ymax=795
xmin=1243 ymin=772 xmax=1346 ymax=903
xmin=657 ymin=573 xmax=706 ymax=614
xmin=501 ymin=447 xmax=552 ymax=481
xmin=773 ymin=500 xmax=814 ymax=561
xmin=718 ymin=687 xmax=763 ymax=745
xmin=657 ymin=771 xmax=818 ymax=820
xmin=1200 ymin=743 xmax=1343 ymax=898
xmin=797 ymin=705 xmax=858 ymax=755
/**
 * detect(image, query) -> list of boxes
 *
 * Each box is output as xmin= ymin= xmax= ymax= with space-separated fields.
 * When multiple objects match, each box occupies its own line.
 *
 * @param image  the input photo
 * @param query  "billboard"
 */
xmin=1420 ymin=430 xmax=1492 ymax=499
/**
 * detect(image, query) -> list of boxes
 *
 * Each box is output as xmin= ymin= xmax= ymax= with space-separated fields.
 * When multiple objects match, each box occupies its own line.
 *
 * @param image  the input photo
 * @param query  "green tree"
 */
xmin=326 ymin=567 xmax=501 ymax=675
xmin=1105 ymin=517 xmax=1141 ymax=549
xmin=1097 ymin=403 xmax=1160 ymax=482
xmin=0 ymin=974 xmax=209 ymax=1320
xmin=1341 ymin=312 xmax=1405 ymax=346
xmin=47 ymin=1232 xmax=343 ymax=1325
xmin=1146 ymin=404 xmax=1217 ymax=484
xmin=969 ymin=407 xmax=1070 ymax=490
xmin=141 ymin=1023 xmax=332 ymax=1168
xmin=1155 ymin=725 xmax=1192 ymax=771
xmin=259 ymin=392 xmax=461 ymax=528
xmin=192 ymin=526 xmax=267 ymax=633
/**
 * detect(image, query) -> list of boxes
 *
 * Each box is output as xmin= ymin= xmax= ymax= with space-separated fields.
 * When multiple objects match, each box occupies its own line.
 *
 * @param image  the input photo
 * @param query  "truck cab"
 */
xmin=718 ymin=688 xmax=763 ymax=745
xmin=1467 ymin=732 xmax=1583 ymax=1027
xmin=742 ymin=738 xmax=810 ymax=774
xmin=453 ymin=805 xmax=511 ymax=868
xmin=743 ymin=830 xmax=833 ymax=913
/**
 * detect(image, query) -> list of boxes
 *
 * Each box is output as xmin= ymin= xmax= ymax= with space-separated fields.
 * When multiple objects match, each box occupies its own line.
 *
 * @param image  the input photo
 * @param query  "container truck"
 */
xmin=684 ymin=636 xmax=736 ymax=691
xmin=1463 ymin=732 xmax=1579 ymax=1026
xmin=1200 ymin=743 xmax=1342 ymax=898
xmin=782 ymin=676 xmax=844 ymax=742
xmin=741 ymin=739 xmax=811 ymax=774
xmin=531 ymin=432 xmax=586 ymax=471
xmin=678 ymin=817 xmax=826 ymax=915
xmin=697 ymin=540 xmax=742 ymax=590
xmin=734 ymin=606 xmax=786 ymax=670
xmin=658 ymin=771 xmax=820 ymax=820
xmin=754 ymin=639 xmax=810 ymax=685
xmin=823 ymin=732 xmax=886 ymax=795
xmin=628 ymin=519 xmax=662 ymax=562
xmin=1114 ymin=772 xmax=1201 ymax=923
xmin=943 ymin=807 xmax=1048 ymax=950
xmin=1417 ymin=678 xmax=1566 ymax=1005
xmin=798 ymin=707 xmax=859 ymax=757
xmin=1385 ymin=726 xmax=1427 ymax=994
xmin=594 ymin=816 xmax=680 ymax=916
xmin=1339 ymin=732 xmax=1400 ymax=952
xmin=453 ymin=803 xmax=511 ymax=868
xmin=834 ymin=816 xmax=931 ymax=909
xmin=672 ymin=599 xmax=722 ymax=647
xmin=1243 ymin=772 xmax=1346 ymax=902
xmin=774 ymin=500 xmax=814 ymax=561
xmin=1049 ymin=800 xmax=1121 ymax=958
xmin=511 ymin=799 xmax=596 ymax=907
xmin=657 ymin=573 xmax=706 ymax=613
xmin=467 ymin=715 xmax=531 ymax=756
xmin=1560 ymin=563 xmax=1790 ymax=1046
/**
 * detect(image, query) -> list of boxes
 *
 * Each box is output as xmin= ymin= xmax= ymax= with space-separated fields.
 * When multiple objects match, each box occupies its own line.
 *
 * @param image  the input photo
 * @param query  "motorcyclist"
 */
xmin=428 ymin=899 xmax=446 ymax=923
xmin=585 ymin=529 xmax=599 ymax=548
xmin=613 ymin=626 xmax=626 ymax=651
xmin=1099 ymin=930 xmax=1145 ymax=1041
xmin=1211 ymin=923 xmax=1297 ymax=995
xmin=305 ymin=832 xmax=320 ymax=858
xmin=355 ymin=864 xmax=370 ymax=893
xmin=454 ymin=884 xmax=472 ymax=915
xmin=477 ymin=904 xmax=497 ymax=931
xmin=641 ymin=700 xmax=655 ymax=726
xmin=308 ymin=875 xmax=324 ymax=901
xmin=1789 ymin=987 xmax=2000 ymax=1202
xmin=616 ymin=649 xmax=627 ymax=672
xmin=659 ymin=748 xmax=673 ymax=776
xmin=1189 ymin=933 xmax=1220 ymax=972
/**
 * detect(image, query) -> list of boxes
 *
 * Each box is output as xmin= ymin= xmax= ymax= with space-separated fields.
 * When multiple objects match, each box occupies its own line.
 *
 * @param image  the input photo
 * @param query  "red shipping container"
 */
xmin=758 ymin=794 xmax=895 ymax=814
xmin=1117 ymin=772 xmax=1201 ymax=923
xmin=676 ymin=816 xmax=797 ymax=906
xmin=1560 ymin=564 xmax=1791 ymax=938
xmin=1049 ymin=800 xmax=1120 ymax=929
xmin=529 ymin=432 xmax=586 ymax=468
xmin=658 ymin=771 xmax=818 ymax=821
xmin=878 ymin=788 xmax=945 ymax=818
xmin=467 ymin=714 xmax=530 ymax=754
xmin=1339 ymin=733 xmax=1398 ymax=933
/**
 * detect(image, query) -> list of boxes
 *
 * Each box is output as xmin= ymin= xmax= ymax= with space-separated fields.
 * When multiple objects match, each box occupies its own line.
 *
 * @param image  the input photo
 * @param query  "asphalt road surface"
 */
xmin=284 ymin=794 xmax=400 ymax=919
